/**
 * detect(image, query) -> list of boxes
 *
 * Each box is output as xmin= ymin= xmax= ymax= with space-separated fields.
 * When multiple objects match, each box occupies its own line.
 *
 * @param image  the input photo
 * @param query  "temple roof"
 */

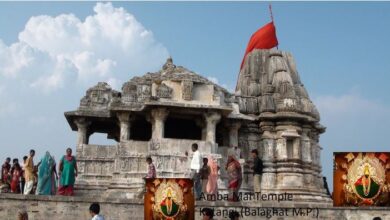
xmin=65 ymin=58 xmax=239 ymax=131
xmin=236 ymin=49 xmax=321 ymax=123
xmin=121 ymin=57 xmax=230 ymax=94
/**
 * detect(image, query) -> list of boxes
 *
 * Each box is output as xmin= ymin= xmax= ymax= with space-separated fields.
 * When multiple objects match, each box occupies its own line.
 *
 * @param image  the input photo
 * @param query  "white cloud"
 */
xmin=313 ymin=92 xmax=389 ymax=120
xmin=0 ymin=85 xmax=18 ymax=118
xmin=313 ymin=92 xmax=390 ymax=136
xmin=0 ymin=2 xmax=169 ymax=92
xmin=207 ymin=76 xmax=233 ymax=92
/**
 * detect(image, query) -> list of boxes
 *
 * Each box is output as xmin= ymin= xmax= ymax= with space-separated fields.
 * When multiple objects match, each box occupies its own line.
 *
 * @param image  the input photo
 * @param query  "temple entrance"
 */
xmin=130 ymin=116 xmax=152 ymax=141
xmin=164 ymin=116 xmax=202 ymax=140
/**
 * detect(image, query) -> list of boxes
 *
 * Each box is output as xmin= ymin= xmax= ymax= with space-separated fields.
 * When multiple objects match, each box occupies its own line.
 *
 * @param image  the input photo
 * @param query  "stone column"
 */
xmin=204 ymin=112 xmax=221 ymax=154
xmin=301 ymin=128 xmax=312 ymax=163
xmin=259 ymin=122 xmax=276 ymax=191
xmin=75 ymin=118 xmax=91 ymax=147
xmin=117 ymin=112 xmax=131 ymax=142
xmin=151 ymin=108 xmax=169 ymax=140
xmin=228 ymin=121 xmax=241 ymax=147
xmin=292 ymin=138 xmax=301 ymax=160
xmin=275 ymin=138 xmax=287 ymax=160
xmin=204 ymin=112 xmax=221 ymax=153
xmin=74 ymin=118 xmax=91 ymax=158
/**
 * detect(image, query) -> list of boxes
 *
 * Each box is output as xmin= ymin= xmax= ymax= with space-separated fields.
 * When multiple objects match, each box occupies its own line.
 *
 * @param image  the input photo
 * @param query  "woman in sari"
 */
xmin=225 ymin=153 xmax=242 ymax=201
xmin=58 ymin=148 xmax=78 ymax=196
xmin=10 ymin=162 xmax=22 ymax=193
xmin=206 ymin=155 xmax=219 ymax=197
xmin=36 ymin=152 xmax=57 ymax=195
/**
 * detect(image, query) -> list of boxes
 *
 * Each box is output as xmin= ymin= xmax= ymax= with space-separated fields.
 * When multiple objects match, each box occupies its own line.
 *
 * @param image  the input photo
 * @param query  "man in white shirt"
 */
xmin=89 ymin=203 xmax=105 ymax=220
xmin=190 ymin=143 xmax=202 ymax=200
xmin=233 ymin=146 xmax=241 ymax=159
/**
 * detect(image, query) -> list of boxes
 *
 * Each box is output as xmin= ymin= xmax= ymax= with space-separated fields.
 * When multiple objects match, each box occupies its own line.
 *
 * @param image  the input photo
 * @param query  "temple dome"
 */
xmin=236 ymin=49 xmax=320 ymax=121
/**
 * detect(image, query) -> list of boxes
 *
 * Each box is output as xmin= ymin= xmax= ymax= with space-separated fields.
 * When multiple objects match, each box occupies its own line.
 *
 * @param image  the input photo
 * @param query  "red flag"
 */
xmin=240 ymin=22 xmax=278 ymax=69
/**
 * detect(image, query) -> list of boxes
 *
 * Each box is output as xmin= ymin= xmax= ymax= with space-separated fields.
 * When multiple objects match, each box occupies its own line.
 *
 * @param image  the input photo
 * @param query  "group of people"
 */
xmin=143 ymin=143 xmax=264 ymax=202
xmin=1 ymin=148 xmax=78 ymax=196
xmin=189 ymin=143 xmax=263 ymax=201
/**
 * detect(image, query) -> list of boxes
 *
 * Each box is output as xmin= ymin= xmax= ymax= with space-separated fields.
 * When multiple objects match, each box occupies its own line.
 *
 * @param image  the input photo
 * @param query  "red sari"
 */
xmin=1 ymin=163 xmax=10 ymax=184
xmin=11 ymin=168 xmax=21 ymax=193
xmin=226 ymin=158 xmax=242 ymax=201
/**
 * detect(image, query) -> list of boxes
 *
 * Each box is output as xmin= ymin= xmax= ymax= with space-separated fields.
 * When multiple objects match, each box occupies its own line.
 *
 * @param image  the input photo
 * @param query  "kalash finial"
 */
xmin=162 ymin=56 xmax=175 ymax=71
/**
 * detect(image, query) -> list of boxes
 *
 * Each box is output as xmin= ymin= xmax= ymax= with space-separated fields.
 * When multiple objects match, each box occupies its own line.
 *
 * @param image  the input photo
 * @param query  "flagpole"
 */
xmin=269 ymin=3 xmax=278 ymax=50
xmin=269 ymin=4 xmax=274 ymax=23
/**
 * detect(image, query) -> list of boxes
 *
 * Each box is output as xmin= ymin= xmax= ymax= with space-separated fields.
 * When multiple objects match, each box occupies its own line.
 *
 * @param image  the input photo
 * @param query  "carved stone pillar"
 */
xmin=75 ymin=118 xmax=91 ymax=156
xmin=292 ymin=138 xmax=301 ymax=160
xmin=301 ymin=128 xmax=312 ymax=163
xmin=117 ymin=112 xmax=132 ymax=142
xmin=151 ymin=108 xmax=169 ymax=140
xmin=228 ymin=121 xmax=241 ymax=147
xmin=204 ymin=112 xmax=221 ymax=153
xmin=275 ymin=138 xmax=287 ymax=160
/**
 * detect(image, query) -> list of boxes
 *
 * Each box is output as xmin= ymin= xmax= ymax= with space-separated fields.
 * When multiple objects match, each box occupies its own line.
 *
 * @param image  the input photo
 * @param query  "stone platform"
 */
xmin=0 ymin=194 xmax=389 ymax=220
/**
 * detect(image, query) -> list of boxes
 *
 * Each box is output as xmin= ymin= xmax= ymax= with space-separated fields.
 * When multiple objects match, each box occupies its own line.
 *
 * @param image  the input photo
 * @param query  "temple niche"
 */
xmin=65 ymin=51 xmax=331 ymax=203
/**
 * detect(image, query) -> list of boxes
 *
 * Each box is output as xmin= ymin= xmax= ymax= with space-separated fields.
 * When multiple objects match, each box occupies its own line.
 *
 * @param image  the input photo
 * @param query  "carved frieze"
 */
xmin=181 ymin=80 xmax=193 ymax=101
xmin=137 ymin=85 xmax=151 ymax=101
xmin=156 ymin=83 xmax=172 ymax=99
xmin=79 ymin=82 xmax=114 ymax=110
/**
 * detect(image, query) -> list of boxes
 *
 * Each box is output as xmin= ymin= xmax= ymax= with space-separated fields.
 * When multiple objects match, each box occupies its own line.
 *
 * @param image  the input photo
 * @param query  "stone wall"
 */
xmin=1 ymin=194 xmax=389 ymax=220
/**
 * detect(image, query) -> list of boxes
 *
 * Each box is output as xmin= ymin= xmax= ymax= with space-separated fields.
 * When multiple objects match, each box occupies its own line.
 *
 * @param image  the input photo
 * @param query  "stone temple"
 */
xmin=2 ymin=49 xmax=389 ymax=220
xmin=64 ymin=50 xmax=330 ymax=202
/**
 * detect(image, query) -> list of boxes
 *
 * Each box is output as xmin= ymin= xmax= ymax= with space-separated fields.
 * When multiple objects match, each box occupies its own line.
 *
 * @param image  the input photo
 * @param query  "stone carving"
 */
xmin=137 ymin=85 xmax=151 ymax=101
xmin=79 ymin=82 xmax=117 ymax=110
xmin=181 ymin=80 xmax=193 ymax=101
xmin=149 ymin=139 xmax=161 ymax=151
xmin=156 ymin=83 xmax=173 ymax=98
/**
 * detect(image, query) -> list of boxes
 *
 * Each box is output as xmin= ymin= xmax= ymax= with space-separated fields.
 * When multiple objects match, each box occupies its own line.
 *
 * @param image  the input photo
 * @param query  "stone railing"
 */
xmin=76 ymin=144 xmax=118 ymax=190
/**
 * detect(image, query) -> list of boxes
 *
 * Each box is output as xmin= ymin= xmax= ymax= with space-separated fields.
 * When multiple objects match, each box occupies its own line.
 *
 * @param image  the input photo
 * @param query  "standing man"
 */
xmin=24 ymin=150 xmax=35 ymax=195
xmin=20 ymin=156 xmax=27 ymax=194
xmin=251 ymin=149 xmax=263 ymax=193
xmin=188 ymin=143 xmax=202 ymax=200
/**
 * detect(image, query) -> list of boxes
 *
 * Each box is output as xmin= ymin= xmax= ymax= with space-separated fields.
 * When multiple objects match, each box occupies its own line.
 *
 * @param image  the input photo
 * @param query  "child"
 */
xmin=145 ymin=157 xmax=156 ymax=179
xmin=89 ymin=203 xmax=105 ymax=220
xmin=200 ymin=158 xmax=211 ymax=196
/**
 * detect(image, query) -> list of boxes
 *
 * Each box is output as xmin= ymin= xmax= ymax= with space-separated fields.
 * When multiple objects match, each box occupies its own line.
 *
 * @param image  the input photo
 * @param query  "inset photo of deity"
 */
xmin=144 ymin=178 xmax=194 ymax=220
xmin=333 ymin=152 xmax=390 ymax=206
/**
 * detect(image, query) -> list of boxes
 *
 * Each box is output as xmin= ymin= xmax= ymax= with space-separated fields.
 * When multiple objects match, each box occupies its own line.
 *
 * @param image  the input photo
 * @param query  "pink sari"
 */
xmin=206 ymin=156 xmax=218 ymax=194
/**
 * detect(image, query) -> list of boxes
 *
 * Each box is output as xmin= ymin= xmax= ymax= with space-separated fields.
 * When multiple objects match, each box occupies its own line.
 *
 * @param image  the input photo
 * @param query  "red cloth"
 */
xmin=58 ymin=185 xmax=74 ymax=196
xmin=10 ymin=169 xmax=21 ymax=193
xmin=240 ymin=22 xmax=278 ymax=69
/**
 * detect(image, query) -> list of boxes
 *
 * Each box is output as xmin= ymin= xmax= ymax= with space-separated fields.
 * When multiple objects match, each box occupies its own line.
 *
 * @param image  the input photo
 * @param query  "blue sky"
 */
xmin=0 ymin=2 xmax=390 ymax=192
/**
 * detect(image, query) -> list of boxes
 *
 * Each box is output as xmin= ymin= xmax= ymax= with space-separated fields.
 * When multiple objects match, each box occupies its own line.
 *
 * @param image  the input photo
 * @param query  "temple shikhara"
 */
xmin=64 ymin=50 xmax=331 ymax=203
